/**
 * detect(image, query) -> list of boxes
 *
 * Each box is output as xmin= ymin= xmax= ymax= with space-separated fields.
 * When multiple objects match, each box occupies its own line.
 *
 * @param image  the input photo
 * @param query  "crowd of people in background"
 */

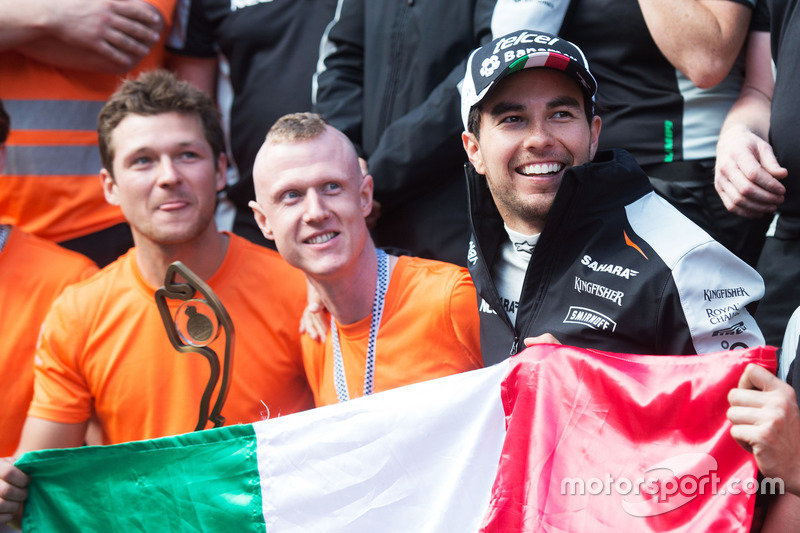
xmin=1 ymin=0 xmax=800 ymax=529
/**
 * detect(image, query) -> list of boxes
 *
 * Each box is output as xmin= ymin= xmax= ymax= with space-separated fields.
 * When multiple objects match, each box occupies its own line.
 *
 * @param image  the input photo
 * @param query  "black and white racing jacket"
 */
xmin=466 ymin=149 xmax=766 ymax=366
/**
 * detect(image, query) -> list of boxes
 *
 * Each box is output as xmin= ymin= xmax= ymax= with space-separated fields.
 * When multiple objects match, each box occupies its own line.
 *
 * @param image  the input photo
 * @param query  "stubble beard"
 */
xmin=488 ymin=180 xmax=554 ymax=235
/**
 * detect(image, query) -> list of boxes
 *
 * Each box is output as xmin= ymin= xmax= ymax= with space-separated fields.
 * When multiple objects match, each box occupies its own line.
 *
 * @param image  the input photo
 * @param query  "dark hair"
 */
xmin=0 ymin=98 xmax=9 ymax=144
xmin=467 ymin=106 xmax=482 ymax=140
xmin=97 ymin=70 xmax=225 ymax=175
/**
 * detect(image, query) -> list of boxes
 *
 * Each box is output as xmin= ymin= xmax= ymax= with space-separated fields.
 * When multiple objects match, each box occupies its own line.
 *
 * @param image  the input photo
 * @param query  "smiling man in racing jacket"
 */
xmin=460 ymin=30 xmax=765 ymax=366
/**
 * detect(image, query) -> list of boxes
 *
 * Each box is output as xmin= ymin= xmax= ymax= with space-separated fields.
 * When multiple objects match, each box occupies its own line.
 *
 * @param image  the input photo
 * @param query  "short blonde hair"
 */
xmin=266 ymin=112 xmax=328 ymax=144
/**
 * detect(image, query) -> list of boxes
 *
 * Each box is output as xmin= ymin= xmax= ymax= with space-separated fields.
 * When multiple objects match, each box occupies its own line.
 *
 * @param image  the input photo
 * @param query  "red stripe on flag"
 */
xmin=544 ymin=53 xmax=571 ymax=72
xmin=480 ymin=344 xmax=776 ymax=532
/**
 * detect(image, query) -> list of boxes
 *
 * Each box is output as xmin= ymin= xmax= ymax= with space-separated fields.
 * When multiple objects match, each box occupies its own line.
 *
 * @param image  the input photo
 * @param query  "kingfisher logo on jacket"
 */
xmin=574 ymin=277 xmax=624 ymax=306
xmin=703 ymin=287 xmax=750 ymax=302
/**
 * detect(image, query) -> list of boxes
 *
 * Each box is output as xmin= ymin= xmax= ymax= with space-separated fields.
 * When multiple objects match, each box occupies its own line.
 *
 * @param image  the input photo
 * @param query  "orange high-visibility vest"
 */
xmin=0 ymin=0 xmax=175 ymax=242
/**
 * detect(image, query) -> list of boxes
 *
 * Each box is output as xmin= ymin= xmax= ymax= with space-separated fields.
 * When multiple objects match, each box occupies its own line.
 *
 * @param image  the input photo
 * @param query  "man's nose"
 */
xmin=523 ymin=120 xmax=555 ymax=150
xmin=302 ymin=190 xmax=330 ymax=223
xmin=156 ymin=156 xmax=182 ymax=187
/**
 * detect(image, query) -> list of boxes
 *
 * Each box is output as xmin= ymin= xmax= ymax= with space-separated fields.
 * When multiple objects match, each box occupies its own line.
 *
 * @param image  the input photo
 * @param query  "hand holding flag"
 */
xmin=0 ymin=456 xmax=28 ymax=527
xmin=728 ymin=363 xmax=800 ymax=496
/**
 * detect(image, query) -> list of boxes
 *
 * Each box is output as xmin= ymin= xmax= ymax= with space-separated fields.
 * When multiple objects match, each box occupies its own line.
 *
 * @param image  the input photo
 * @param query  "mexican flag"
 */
xmin=17 ymin=344 xmax=776 ymax=532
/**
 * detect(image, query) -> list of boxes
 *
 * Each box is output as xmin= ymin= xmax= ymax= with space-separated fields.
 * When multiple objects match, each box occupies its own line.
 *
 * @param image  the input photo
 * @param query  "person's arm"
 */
xmin=779 ymin=308 xmax=800 ymax=381
xmin=169 ymin=54 xmax=219 ymax=98
xmin=0 ymin=0 xmax=165 ymax=73
xmin=16 ymin=418 xmax=88 ymax=455
xmin=762 ymin=492 xmax=800 ymax=531
xmin=312 ymin=0 xmax=366 ymax=149
xmin=714 ymin=30 xmax=787 ymax=218
xmin=638 ymin=0 xmax=752 ymax=88
xmin=0 ymin=417 xmax=86 ymax=526
xmin=727 ymin=364 xmax=800 ymax=494
xmin=729 ymin=364 xmax=800 ymax=530
xmin=164 ymin=0 xmax=219 ymax=98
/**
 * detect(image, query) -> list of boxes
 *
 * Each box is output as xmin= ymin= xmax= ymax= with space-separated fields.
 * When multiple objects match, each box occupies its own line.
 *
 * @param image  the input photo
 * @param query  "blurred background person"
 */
xmin=0 ymin=98 xmax=98 ymax=462
xmin=0 ymin=0 xmax=176 ymax=267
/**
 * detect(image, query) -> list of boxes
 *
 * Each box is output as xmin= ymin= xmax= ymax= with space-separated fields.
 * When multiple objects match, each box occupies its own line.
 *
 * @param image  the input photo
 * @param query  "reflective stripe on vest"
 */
xmin=4 ymin=100 xmax=105 ymax=176
xmin=6 ymin=145 xmax=101 ymax=176
xmin=4 ymin=100 xmax=105 ymax=131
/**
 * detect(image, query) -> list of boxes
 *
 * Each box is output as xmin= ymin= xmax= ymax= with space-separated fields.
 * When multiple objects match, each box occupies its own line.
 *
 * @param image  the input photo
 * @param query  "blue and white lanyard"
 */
xmin=0 ymin=225 xmax=9 ymax=253
xmin=331 ymin=248 xmax=389 ymax=402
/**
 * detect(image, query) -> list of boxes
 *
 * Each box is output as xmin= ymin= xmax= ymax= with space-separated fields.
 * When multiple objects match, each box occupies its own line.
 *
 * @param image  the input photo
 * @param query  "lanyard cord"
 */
xmin=0 ymin=225 xmax=10 ymax=254
xmin=331 ymin=248 xmax=389 ymax=402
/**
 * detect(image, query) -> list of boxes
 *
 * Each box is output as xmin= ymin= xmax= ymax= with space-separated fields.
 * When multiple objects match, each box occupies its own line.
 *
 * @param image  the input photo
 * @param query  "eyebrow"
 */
xmin=488 ymin=101 xmax=524 ymax=118
xmin=548 ymin=96 xmax=582 ymax=110
xmin=488 ymin=95 xmax=583 ymax=118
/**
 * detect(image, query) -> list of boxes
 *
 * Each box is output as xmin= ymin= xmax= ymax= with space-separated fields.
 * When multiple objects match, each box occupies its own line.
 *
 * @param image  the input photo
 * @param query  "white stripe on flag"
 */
xmin=255 ymin=363 xmax=508 ymax=532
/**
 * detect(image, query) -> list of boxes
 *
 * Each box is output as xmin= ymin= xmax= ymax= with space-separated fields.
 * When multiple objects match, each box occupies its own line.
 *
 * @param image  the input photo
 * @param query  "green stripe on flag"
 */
xmin=16 ymin=424 xmax=263 ymax=533
xmin=507 ymin=55 xmax=529 ymax=74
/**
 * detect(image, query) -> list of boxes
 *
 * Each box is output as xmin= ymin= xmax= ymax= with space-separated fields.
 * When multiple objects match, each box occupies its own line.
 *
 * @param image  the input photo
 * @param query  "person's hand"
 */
xmin=299 ymin=280 xmax=329 ymax=342
xmin=728 ymin=364 xmax=800 ymax=496
xmin=56 ymin=0 xmax=163 ymax=63
xmin=523 ymin=333 xmax=561 ymax=347
xmin=0 ymin=457 xmax=29 ymax=525
xmin=715 ymin=125 xmax=787 ymax=218
xmin=20 ymin=0 xmax=164 ymax=72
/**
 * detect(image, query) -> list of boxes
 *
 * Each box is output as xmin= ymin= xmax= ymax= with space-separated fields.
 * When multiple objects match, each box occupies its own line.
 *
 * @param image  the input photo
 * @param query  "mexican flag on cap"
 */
xmin=17 ymin=344 xmax=775 ymax=532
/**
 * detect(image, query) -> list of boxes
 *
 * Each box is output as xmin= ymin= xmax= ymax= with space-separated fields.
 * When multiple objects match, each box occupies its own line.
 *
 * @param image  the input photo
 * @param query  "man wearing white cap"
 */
xmin=460 ymin=30 xmax=765 ymax=365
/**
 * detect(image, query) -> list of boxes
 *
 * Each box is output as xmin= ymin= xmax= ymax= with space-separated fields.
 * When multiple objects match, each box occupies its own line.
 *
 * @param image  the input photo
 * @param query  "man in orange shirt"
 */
xmin=0 ymin=98 xmax=98 ymax=459
xmin=0 ymin=0 xmax=177 ymax=267
xmin=250 ymin=112 xmax=483 ymax=407
xmin=0 ymin=71 xmax=313 ymax=525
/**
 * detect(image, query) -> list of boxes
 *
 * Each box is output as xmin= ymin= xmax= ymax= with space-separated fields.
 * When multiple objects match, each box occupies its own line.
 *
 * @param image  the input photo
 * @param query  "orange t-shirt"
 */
xmin=0 ymin=0 xmax=176 ymax=242
xmin=29 ymin=233 xmax=313 ymax=444
xmin=302 ymin=256 xmax=483 ymax=406
xmin=0 ymin=227 xmax=97 ymax=456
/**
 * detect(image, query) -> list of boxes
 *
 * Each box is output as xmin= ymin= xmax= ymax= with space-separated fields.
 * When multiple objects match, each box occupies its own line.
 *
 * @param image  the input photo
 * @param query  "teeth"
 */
xmin=520 ymin=163 xmax=563 ymax=176
xmin=307 ymin=232 xmax=336 ymax=244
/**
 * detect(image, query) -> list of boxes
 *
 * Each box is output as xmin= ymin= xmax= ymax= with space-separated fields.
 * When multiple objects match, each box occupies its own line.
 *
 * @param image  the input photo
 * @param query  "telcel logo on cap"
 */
xmin=491 ymin=31 xmax=561 ymax=55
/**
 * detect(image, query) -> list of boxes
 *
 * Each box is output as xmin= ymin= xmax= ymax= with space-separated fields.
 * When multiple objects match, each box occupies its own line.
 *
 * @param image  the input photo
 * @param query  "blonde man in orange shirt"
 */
xmin=0 ymin=72 xmax=313 ymax=525
xmin=250 ymin=112 xmax=483 ymax=407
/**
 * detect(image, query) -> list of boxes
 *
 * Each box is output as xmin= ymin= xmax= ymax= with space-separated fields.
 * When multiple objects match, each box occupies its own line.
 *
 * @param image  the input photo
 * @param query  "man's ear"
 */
xmin=360 ymin=173 xmax=375 ymax=218
xmin=248 ymin=200 xmax=274 ymax=240
xmin=462 ymin=131 xmax=486 ymax=175
xmin=215 ymin=152 xmax=228 ymax=192
xmin=589 ymin=115 xmax=602 ymax=161
xmin=101 ymin=168 xmax=120 ymax=206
